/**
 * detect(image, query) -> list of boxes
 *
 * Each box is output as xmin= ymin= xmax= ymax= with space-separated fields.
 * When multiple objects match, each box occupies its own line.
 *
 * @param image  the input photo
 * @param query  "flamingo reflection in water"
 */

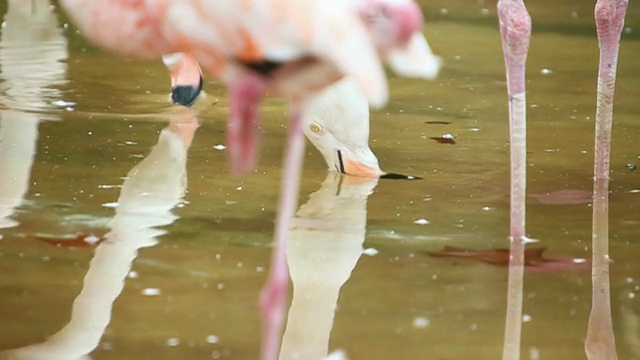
xmin=0 ymin=0 xmax=68 ymax=230
xmin=281 ymin=173 xmax=380 ymax=360
xmin=0 ymin=110 xmax=198 ymax=359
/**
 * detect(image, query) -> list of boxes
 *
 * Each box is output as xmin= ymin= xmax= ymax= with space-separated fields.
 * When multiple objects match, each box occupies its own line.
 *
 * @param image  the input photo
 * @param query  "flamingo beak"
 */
xmin=335 ymin=149 xmax=421 ymax=180
xmin=163 ymin=53 xmax=204 ymax=107
xmin=171 ymin=76 xmax=203 ymax=107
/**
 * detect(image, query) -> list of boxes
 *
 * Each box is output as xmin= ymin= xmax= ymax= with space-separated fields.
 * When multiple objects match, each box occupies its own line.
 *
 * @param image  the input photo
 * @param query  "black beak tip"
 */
xmin=380 ymin=172 xmax=423 ymax=180
xmin=170 ymin=76 xmax=204 ymax=107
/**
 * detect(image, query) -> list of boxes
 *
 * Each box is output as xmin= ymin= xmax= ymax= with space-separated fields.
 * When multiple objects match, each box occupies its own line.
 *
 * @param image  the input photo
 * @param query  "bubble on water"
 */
xmin=52 ymin=99 xmax=76 ymax=107
xmin=141 ymin=288 xmax=161 ymax=296
xmin=362 ymin=248 xmax=378 ymax=256
xmin=128 ymin=271 xmax=138 ymax=279
xmin=413 ymin=219 xmax=430 ymax=225
xmin=206 ymin=335 xmax=219 ymax=344
xmin=102 ymin=202 xmax=119 ymax=208
xmin=84 ymin=234 xmax=101 ymax=244
xmin=522 ymin=314 xmax=532 ymax=322
xmin=166 ymin=338 xmax=179 ymax=347
xmin=529 ymin=346 xmax=540 ymax=359
xmin=213 ymin=144 xmax=226 ymax=151
xmin=440 ymin=8 xmax=448 ymax=15
xmin=413 ymin=317 xmax=430 ymax=329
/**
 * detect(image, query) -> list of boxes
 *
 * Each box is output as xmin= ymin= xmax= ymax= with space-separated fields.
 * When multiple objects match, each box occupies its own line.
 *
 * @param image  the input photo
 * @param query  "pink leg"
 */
xmin=259 ymin=106 xmax=306 ymax=360
xmin=586 ymin=1 xmax=628 ymax=359
xmin=497 ymin=1 xmax=531 ymax=359
xmin=227 ymin=76 xmax=268 ymax=176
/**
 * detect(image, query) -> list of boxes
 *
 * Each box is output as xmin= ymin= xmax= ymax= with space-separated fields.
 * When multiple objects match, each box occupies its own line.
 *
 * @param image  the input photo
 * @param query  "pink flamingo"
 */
xmin=58 ymin=2 xmax=439 ymax=359
xmin=497 ymin=0 xmax=627 ymax=358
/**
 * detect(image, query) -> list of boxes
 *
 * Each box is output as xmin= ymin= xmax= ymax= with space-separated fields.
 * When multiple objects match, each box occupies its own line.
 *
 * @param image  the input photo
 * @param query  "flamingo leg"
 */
xmin=227 ymin=76 xmax=268 ymax=176
xmin=497 ymin=1 xmax=531 ymax=359
xmin=259 ymin=105 xmax=306 ymax=360
xmin=585 ymin=1 xmax=628 ymax=359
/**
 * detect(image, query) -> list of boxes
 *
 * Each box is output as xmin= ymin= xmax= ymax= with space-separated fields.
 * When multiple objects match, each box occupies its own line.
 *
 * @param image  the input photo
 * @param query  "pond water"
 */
xmin=0 ymin=1 xmax=639 ymax=359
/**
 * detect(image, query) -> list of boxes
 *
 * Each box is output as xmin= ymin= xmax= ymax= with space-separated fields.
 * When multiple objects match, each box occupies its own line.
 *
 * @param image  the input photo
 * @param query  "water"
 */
xmin=0 ymin=1 xmax=639 ymax=359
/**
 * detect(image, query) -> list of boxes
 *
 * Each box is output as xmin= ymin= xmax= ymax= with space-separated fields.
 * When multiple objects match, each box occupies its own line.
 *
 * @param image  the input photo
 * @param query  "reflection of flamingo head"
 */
xmin=302 ymin=78 xmax=382 ymax=177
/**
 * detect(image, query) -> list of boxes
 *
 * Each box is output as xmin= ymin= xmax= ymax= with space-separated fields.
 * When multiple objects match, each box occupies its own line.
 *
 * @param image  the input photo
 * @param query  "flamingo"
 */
xmin=497 ymin=0 xmax=627 ymax=358
xmin=162 ymin=55 xmax=439 ymax=177
xmin=57 ymin=2 xmax=441 ymax=359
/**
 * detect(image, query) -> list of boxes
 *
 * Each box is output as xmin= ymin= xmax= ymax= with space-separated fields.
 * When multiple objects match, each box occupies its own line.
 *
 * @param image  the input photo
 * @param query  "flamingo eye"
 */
xmin=310 ymin=123 xmax=322 ymax=133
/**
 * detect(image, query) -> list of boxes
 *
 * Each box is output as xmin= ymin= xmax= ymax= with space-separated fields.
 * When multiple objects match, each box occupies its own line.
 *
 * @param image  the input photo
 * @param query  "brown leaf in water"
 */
xmin=35 ymin=233 xmax=104 ymax=248
xmin=429 ymin=135 xmax=456 ymax=145
xmin=425 ymin=246 xmax=590 ymax=272
xmin=529 ymin=189 xmax=592 ymax=205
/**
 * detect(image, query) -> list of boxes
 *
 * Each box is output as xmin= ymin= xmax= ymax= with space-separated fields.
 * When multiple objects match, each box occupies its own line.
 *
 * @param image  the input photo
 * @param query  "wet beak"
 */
xmin=171 ymin=76 xmax=203 ymax=107
xmin=335 ymin=150 xmax=421 ymax=180
xmin=164 ymin=53 xmax=204 ymax=107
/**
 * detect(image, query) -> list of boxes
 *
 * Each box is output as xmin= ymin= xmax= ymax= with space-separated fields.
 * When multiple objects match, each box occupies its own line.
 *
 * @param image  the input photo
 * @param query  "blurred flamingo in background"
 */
xmin=57 ymin=1 xmax=441 ymax=359
xmin=497 ymin=0 xmax=627 ymax=359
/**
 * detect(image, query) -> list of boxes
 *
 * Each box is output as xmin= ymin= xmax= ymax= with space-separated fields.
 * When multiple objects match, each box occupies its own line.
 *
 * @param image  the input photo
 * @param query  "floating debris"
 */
xmin=424 ymin=120 xmax=452 ymax=125
xmin=627 ymin=163 xmax=637 ymax=171
xmin=429 ymin=133 xmax=456 ymax=144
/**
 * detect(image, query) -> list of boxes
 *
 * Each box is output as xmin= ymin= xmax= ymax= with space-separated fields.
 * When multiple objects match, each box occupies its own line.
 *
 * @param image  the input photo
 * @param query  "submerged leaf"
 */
xmin=425 ymin=245 xmax=590 ymax=272
xmin=34 ymin=233 xmax=104 ymax=248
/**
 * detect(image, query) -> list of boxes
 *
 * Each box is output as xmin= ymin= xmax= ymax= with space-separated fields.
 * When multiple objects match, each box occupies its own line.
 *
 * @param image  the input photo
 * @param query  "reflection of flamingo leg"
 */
xmin=586 ymin=1 xmax=628 ymax=359
xmin=259 ymin=107 xmax=305 ymax=360
xmin=496 ymin=1 xmax=531 ymax=359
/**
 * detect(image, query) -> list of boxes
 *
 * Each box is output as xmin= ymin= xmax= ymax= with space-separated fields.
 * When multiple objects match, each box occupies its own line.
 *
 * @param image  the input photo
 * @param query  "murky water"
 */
xmin=1 ymin=1 xmax=639 ymax=359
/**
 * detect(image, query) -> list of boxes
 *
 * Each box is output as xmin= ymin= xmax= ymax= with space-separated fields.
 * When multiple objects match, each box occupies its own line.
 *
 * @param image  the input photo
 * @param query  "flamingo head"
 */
xmin=302 ymin=78 xmax=419 ymax=180
xmin=162 ymin=53 xmax=203 ymax=107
